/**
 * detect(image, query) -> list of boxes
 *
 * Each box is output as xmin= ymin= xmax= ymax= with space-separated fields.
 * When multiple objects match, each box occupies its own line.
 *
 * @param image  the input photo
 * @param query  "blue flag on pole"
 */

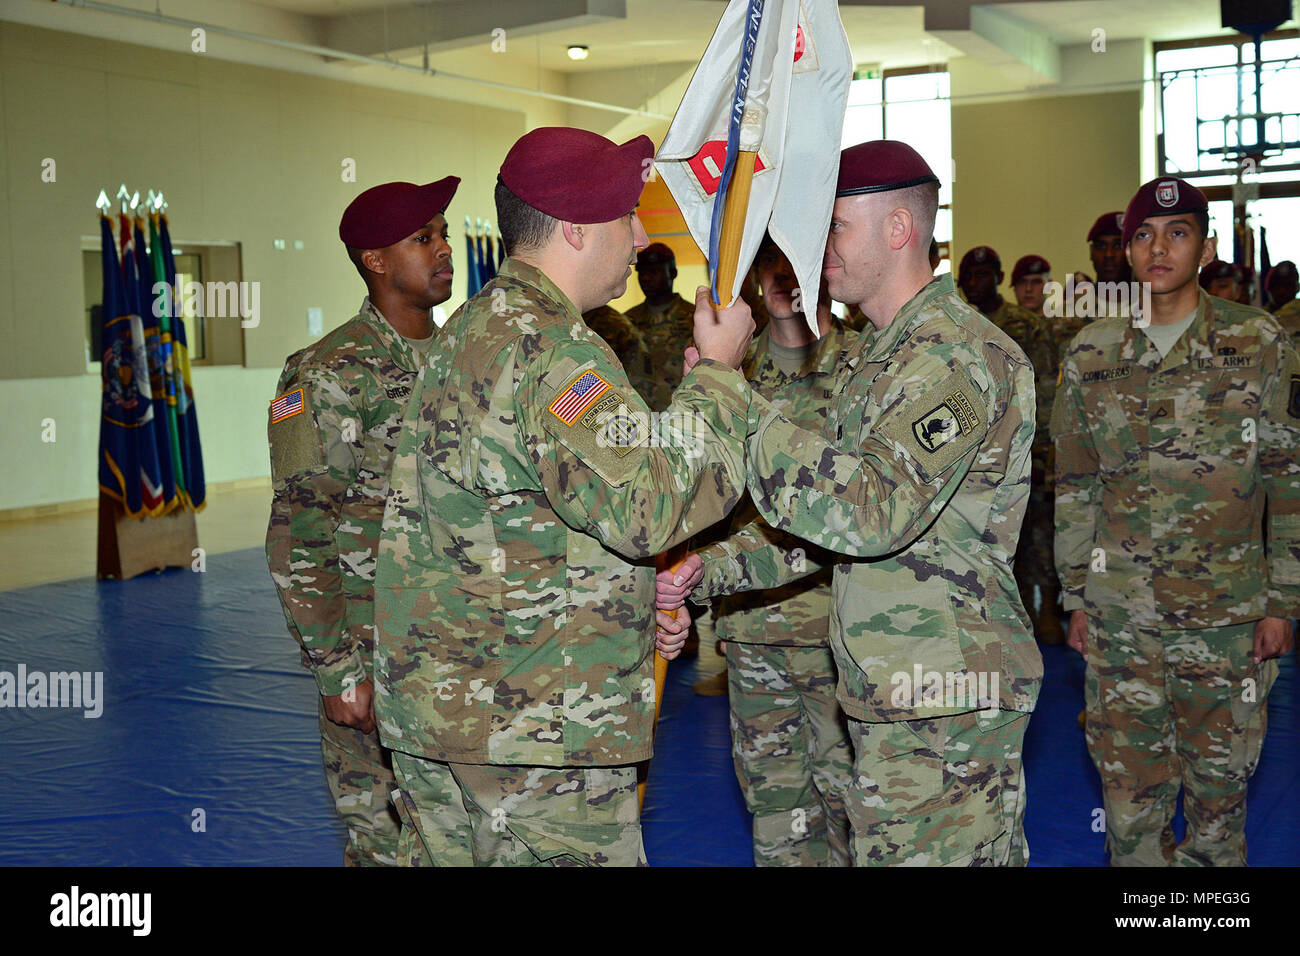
xmin=157 ymin=214 xmax=206 ymax=510
xmin=476 ymin=231 xmax=493 ymax=288
xmin=132 ymin=217 xmax=178 ymax=511
xmin=465 ymin=223 xmax=481 ymax=298
xmin=98 ymin=215 xmax=164 ymax=517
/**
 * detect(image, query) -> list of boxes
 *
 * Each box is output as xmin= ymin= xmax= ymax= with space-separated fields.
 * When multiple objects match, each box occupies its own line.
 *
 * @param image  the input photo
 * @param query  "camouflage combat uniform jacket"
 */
xmin=1051 ymin=290 xmax=1300 ymax=627
xmin=266 ymin=298 xmax=425 ymax=696
xmin=373 ymin=259 xmax=751 ymax=767
xmin=582 ymin=304 xmax=646 ymax=372
xmin=714 ymin=319 xmax=856 ymax=648
xmin=1273 ymin=298 xmax=1300 ymax=340
xmin=625 ymin=293 xmax=698 ymax=411
xmin=697 ymin=275 xmax=1042 ymax=722
xmin=992 ymin=299 xmax=1057 ymax=453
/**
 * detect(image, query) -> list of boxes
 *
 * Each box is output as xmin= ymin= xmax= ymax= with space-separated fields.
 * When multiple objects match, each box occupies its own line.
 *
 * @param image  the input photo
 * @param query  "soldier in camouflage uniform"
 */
xmin=1266 ymin=261 xmax=1300 ymax=339
xmin=1049 ymin=213 xmax=1132 ymax=366
xmin=1011 ymin=254 xmax=1050 ymax=317
xmin=582 ymin=303 xmax=646 ymax=372
xmin=625 ymin=243 xmax=700 ymax=412
xmin=1052 ymin=176 xmax=1300 ymax=866
xmin=266 ymin=177 xmax=460 ymax=866
xmin=660 ymin=142 xmax=1042 ymax=866
xmin=372 ymin=127 xmax=756 ymax=867
xmin=710 ymin=233 xmax=855 ymax=866
xmin=1199 ymin=258 xmax=1239 ymax=301
xmin=959 ymin=246 xmax=1061 ymax=640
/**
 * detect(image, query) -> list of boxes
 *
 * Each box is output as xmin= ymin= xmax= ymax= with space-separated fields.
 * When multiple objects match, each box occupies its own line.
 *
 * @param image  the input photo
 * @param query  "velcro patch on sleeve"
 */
xmin=1289 ymin=374 xmax=1300 ymax=419
xmin=269 ymin=384 xmax=324 ymax=481
xmin=876 ymin=367 xmax=987 ymax=483
xmin=540 ymin=361 xmax=647 ymax=487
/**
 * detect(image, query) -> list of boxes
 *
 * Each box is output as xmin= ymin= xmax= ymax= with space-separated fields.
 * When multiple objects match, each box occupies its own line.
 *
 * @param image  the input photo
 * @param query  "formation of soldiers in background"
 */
xmin=591 ymin=223 xmax=1300 ymax=651
xmin=267 ymin=128 xmax=1298 ymax=868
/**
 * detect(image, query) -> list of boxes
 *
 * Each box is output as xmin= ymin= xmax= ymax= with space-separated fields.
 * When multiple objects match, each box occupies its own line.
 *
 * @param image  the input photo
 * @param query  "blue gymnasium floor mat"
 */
xmin=0 ymin=548 xmax=1295 ymax=866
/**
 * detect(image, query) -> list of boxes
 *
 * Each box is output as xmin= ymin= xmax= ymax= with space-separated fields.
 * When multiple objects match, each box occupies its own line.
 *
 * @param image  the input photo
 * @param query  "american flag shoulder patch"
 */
xmin=270 ymin=387 xmax=306 ymax=424
xmin=547 ymin=370 xmax=612 ymax=426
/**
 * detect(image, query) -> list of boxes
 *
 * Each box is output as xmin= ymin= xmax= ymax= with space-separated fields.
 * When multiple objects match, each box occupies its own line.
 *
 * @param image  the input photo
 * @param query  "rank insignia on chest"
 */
xmin=270 ymin=387 xmax=306 ymax=423
xmin=548 ymin=370 xmax=613 ymax=425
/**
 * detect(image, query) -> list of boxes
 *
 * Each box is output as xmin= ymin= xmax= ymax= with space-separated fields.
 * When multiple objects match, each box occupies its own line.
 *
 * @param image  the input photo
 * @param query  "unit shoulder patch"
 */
xmin=877 ymin=367 xmax=987 ymax=483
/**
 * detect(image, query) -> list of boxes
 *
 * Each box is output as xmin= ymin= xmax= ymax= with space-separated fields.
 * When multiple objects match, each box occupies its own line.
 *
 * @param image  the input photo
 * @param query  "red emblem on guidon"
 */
xmin=1155 ymin=180 xmax=1179 ymax=208
xmin=687 ymin=140 xmax=768 ymax=197
xmin=794 ymin=24 xmax=806 ymax=62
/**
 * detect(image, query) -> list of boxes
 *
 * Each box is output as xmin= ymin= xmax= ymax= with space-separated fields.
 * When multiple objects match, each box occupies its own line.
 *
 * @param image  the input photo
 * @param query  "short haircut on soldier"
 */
xmin=346 ymin=245 xmax=371 ymax=281
xmin=895 ymin=181 xmax=940 ymax=248
xmin=1192 ymin=210 xmax=1210 ymax=241
xmin=495 ymin=176 xmax=558 ymax=255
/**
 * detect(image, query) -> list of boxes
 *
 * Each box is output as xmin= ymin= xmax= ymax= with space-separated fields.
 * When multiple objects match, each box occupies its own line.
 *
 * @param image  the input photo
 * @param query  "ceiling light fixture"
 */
xmin=567 ymin=45 xmax=589 ymax=61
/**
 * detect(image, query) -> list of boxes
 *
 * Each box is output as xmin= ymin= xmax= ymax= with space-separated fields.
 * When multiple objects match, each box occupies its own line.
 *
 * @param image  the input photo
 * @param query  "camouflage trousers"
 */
xmin=317 ymin=700 xmax=401 ymax=866
xmin=390 ymin=751 xmax=645 ymax=867
xmin=1084 ymin=617 xmax=1277 ymax=867
xmin=1013 ymin=445 xmax=1057 ymax=616
xmin=726 ymin=641 xmax=852 ymax=866
xmin=845 ymin=709 xmax=1030 ymax=866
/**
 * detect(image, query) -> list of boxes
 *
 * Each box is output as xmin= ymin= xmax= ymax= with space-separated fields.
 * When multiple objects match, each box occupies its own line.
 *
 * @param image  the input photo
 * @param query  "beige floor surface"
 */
xmin=0 ymin=483 xmax=272 ymax=592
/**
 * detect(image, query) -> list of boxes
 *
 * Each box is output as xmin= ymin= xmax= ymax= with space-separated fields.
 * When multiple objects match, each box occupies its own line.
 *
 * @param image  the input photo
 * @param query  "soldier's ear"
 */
xmin=361 ymin=249 xmax=385 ymax=275
xmin=561 ymin=221 xmax=585 ymax=251
xmin=1200 ymin=235 xmax=1218 ymax=269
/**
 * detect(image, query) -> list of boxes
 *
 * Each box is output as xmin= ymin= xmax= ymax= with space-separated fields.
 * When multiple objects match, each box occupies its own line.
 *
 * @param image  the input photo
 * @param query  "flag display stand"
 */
xmin=96 ymin=493 xmax=198 ymax=581
xmin=93 ymin=185 xmax=206 ymax=583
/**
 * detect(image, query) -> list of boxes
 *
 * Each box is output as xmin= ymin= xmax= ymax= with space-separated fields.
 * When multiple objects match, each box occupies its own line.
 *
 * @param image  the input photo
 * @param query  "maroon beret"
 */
xmin=1011 ymin=254 xmax=1050 ymax=285
xmin=1087 ymin=211 xmax=1124 ymax=242
xmin=958 ymin=245 xmax=1001 ymax=277
xmin=836 ymin=140 xmax=939 ymax=196
xmin=637 ymin=242 xmax=675 ymax=267
xmin=500 ymin=127 xmax=653 ymax=223
xmin=1121 ymin=176 xmax=1208 ymax=249
xmin=338 ymin=177 xmax=460 ymax=249
xmin=1198 ymin=258 xmax=1235 ymax=291
xmin=1265 ymin=261 xmax=1299 ymax=288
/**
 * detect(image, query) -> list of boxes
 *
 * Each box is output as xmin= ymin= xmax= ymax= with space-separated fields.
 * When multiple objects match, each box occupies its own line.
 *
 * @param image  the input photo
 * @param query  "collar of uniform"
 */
xmin=360 ymin=296 xmax=421 ymax=372
xmin=1132 ymin=288 xmax=1216 ymax=371
xmin=495 ymin=257 xmax=581 ymax=320
xmin=745 ymin=317 xmax=845 ymax=386
xmin=860 ymin=274 xmax=952 ymax=362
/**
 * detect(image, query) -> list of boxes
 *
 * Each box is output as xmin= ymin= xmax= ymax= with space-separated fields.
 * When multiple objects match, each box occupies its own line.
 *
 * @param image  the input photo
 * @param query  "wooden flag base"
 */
xmin=96 ymin=493 xmax=199 ymax=580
